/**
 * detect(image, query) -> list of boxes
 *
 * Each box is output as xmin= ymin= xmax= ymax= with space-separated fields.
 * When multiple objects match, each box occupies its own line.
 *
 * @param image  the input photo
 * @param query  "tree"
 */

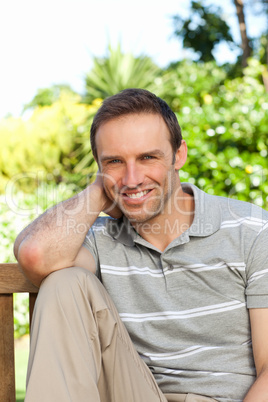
xmin=233 ymin=0 xmax=252 ymax=67
xmin=251 ymin=0 xmax=268 ymax=64
xmin=23 ymin=84 xmax=77 ymax=111
xmin=172 ymin=0 xmax=235 ymax=62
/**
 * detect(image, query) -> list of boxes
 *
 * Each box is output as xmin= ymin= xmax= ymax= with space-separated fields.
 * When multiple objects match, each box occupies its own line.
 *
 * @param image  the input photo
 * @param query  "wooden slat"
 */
xmin=0 ymin=263 xmax=38 ymax=293
xmin=0 ymin=294 xmax=16 ymax=402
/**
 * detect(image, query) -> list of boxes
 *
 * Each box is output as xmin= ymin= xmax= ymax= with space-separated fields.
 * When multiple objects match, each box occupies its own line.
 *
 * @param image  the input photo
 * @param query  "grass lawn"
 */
xmin=15 ymin=336 xmax=29 ymax=402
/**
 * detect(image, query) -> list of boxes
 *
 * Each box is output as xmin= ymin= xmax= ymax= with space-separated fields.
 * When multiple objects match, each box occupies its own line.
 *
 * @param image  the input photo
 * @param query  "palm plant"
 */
xmin=83 ymin=43 xmax=162 ymax=103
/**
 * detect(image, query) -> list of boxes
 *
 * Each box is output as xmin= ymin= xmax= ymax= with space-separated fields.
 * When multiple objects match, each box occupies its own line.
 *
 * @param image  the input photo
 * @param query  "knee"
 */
xmin=37 ymin=267 xmax=96 ymax=307
xmin=30 ymin=268 xmax=103 ymax=343
xmin=41 ymin=266 xmax=94 ymax=289
xmin=35 ymin=267 xmax=110 ymax=320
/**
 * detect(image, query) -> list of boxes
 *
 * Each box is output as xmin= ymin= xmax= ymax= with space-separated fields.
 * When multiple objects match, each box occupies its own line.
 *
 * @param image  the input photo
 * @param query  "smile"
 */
xmin=124 ymin=190 xmax=150 ymax=199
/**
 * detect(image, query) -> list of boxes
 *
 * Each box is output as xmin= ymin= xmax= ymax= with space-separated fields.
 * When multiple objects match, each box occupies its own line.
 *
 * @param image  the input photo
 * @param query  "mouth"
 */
xmin=124 ymin=190 xmax=151 ymax=199
xmin=120 ymin=189 xmax=153 ymax=204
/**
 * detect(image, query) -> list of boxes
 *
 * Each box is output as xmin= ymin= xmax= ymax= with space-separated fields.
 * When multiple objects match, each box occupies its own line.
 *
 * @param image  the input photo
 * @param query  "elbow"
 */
xmin=17 ymin=241 xmax=44 ymax=276
xmin=18 ymin=241 xmax=47 ymax=287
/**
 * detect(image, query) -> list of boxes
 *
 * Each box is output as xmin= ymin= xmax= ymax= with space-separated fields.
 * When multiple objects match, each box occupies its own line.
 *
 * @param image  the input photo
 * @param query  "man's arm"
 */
xmin=14 ymin=174 xmax=119 ymax=287
xmin=243 ymin=308 xmax=268 ymax=401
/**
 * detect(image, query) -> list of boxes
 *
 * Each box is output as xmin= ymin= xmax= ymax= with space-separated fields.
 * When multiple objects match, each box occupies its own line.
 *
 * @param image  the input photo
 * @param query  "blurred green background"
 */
xmin=0 ymin=0 xmax=267 ymax=400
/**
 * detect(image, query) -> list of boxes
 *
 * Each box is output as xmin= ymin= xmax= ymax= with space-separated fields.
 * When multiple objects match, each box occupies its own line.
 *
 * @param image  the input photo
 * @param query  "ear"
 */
xmin=174 ymin=140 xmax=188 ymax=170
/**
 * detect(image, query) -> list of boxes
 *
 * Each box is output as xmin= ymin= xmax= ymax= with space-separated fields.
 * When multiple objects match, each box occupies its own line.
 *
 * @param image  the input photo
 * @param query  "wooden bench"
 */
xmin=0 ymin=263 xmax=38 ymax=402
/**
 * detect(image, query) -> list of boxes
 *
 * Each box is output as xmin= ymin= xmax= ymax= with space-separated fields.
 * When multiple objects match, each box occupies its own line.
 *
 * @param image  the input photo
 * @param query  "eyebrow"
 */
xmin=100 ymin=149 xmax=166 ymax=163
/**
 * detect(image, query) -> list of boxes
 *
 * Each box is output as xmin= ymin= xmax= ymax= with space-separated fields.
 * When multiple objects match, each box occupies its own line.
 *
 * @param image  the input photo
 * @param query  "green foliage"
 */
xmin=23 ymin=84 xmax=77 ymax=111
xmin=14 ymin=293 xmax=30 ymax=338
xmin=172 ymin=0 xmax=235 ymax=62
xmin=83 ymin=43 xmax=161 ymax=103
xmin=15 ymin=346 xmax=28 ymax=401
xmin=160 ymin=60 xmax=227 ymax=112
xmin=0 ymin=92 xmax=98 ymax=193
xmin=169 ymin=59 xmax=268 ymax=208
xmin=257 ymin=34 xmax=268 ymax=65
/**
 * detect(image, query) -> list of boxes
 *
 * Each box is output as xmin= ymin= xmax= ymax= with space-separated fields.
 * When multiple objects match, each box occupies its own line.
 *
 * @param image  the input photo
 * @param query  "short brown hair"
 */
xmin=90 ymin=88 xmax=182 ymax=161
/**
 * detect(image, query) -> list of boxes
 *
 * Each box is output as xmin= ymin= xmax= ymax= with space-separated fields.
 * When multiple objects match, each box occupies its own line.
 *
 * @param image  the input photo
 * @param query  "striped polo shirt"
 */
xmin=83 ymin=183 xmax=268 ymax=402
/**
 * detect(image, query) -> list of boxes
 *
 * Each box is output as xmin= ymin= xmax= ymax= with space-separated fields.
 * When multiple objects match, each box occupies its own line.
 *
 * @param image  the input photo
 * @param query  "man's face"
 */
xmin=96 ymin=113 xmax=184 ymax=224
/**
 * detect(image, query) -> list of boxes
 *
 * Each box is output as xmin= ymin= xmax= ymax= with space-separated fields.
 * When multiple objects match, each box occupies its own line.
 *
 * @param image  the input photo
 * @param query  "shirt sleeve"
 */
xmin=83 ymin=227 xmax=100 ymax=277
xmin=245 ymin=223 xmax=268 ymax=308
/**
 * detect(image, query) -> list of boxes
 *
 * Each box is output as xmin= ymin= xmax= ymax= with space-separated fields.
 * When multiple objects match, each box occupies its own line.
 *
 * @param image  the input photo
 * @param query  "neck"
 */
xmin=132 ymin=185 xmax=195 ymax=252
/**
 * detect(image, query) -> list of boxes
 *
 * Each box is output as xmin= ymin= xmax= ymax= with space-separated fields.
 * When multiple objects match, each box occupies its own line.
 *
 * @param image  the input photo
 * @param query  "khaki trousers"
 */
xmin=26 ymin=267 xmax=217 ymax=402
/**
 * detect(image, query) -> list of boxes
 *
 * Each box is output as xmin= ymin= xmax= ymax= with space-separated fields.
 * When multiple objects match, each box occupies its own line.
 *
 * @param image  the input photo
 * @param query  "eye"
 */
xmin=143 ymin=155 xmax=154 ymax=160
xmin=109 ymin=159 xmax=122 ymax=164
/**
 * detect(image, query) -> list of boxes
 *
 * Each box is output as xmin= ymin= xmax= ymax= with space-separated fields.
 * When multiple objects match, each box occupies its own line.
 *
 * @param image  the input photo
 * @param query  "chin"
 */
xmin=124 ymin=210 xmax=159 ymax=224
xmin=119 ymin=199 xmax=164 ymax=224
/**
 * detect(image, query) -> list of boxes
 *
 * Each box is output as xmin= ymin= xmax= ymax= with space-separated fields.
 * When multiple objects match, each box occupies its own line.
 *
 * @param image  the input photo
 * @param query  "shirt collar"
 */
xmin=182 ymin=183 xmax=222 ymax=237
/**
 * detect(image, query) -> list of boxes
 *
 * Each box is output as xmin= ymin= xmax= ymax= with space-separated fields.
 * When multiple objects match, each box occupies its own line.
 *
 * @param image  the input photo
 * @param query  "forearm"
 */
xmin=14 ymin=184 xmax=104 ymax=284
xmin=244 ymin=366 xmax=268 ymax=401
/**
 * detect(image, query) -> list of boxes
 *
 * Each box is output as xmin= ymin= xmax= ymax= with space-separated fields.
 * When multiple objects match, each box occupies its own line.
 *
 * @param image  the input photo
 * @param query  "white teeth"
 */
xmin=126 ymin=190 xmax=149 ymax=199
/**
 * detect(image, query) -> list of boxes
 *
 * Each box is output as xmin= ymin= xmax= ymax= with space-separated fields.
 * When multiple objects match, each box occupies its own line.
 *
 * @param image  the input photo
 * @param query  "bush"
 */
xmin=160 ymin=59 xmax=268 ymax=208
xmin=0 ymin=93 xmax=98 ymax=193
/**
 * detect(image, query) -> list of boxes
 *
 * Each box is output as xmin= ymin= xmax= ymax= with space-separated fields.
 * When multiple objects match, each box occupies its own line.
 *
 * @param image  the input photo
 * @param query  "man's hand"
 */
xmin=92 ymin=171 xmax=122 ymax=219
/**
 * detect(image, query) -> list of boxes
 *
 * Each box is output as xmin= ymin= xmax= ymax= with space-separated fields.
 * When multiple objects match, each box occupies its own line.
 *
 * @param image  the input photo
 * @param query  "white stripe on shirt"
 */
xmin=119 ymin=301 xmax=246 ymax=322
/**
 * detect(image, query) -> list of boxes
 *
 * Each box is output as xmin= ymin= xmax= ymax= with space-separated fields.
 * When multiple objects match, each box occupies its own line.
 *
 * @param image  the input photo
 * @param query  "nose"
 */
xmin=121 ymin=162 xmax=144 ymax=188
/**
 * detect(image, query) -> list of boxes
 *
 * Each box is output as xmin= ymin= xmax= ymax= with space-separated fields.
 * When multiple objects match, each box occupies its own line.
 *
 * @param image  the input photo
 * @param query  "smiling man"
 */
xmin=14 ymin=89 xmax=268 ymax=402
xmin=95 ymin=112 xmax=193 ymax=249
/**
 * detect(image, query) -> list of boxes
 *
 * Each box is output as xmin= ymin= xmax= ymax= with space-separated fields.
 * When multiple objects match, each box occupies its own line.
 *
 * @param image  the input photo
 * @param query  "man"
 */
xmin=14 ymin=89 xmax=268 ymax=401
